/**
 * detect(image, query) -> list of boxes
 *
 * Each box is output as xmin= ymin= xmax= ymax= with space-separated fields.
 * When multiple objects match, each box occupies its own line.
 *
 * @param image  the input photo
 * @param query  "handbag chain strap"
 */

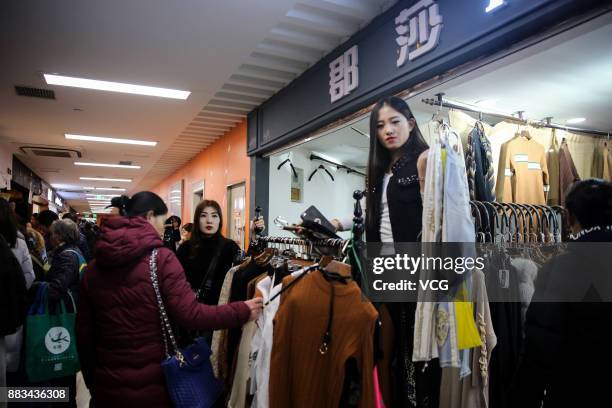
xmin=149 ymin=248 xmax=186 ymax=365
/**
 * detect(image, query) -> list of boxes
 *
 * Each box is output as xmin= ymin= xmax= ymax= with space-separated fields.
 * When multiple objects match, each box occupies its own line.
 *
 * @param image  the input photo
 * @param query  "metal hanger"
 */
xmin=277 ymin=153 xmax=298 ymax=178
xmin=308 ymin=165 xmax=335 ymax=182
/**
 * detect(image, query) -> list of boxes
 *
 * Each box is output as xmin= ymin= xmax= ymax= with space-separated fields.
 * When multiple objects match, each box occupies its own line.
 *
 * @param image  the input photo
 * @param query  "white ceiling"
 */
xmin=431 ymin=12 xmax=612 ymax=132
xmin=0 ymin=0 xmax=393 ymax=212
xmin=287 ymin=12 xmax=612 ymax=168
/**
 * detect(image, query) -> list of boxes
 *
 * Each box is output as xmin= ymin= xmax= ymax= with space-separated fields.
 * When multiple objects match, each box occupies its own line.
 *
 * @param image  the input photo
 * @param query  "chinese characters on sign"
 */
xmin=395 ymin=0 xmax=443 ymax=68
xmin=329 ymin=45 xmax=359 ymax=103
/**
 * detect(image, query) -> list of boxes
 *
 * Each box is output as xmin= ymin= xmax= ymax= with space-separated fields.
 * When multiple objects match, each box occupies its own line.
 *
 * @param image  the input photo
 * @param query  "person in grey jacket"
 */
xmin=28 ymin=218 xmax=82 ymax=407
xmin=46 ymin=219 xmax=82 ymax=303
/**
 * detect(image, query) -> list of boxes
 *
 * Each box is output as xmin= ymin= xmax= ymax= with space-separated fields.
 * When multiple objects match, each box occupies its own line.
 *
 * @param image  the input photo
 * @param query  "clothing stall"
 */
xmin=242 ymin=2 xmax=612 ymax=407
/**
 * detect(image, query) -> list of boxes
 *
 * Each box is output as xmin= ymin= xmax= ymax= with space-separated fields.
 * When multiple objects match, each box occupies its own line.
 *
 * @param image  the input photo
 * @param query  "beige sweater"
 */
xmin=496 ymin=136 xmax=549 ymax=204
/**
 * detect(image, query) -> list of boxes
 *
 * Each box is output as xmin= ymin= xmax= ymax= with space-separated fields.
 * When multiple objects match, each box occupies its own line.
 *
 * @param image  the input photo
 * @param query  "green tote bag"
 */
xmin=25 ymin=283 xmax=80 ymax=382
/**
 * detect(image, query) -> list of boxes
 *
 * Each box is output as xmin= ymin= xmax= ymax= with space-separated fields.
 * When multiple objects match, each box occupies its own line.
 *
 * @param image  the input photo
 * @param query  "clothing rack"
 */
xmin=348 ymin=189 xmax=366 ymax=285
xmin=310 ymin=154 xmax=366 ymax=177
xmin=470 ymin=200 xmax=566 ymax=243
xmin=422 ymin=93 xmax=611 ymax=138
xmin=256 ymin=235 xmax=347 ymax=248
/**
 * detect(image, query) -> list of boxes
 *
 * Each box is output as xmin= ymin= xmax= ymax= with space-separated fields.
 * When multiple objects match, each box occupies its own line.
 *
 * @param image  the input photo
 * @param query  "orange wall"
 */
xmin=151 ymin=120 xmax=250 ymax=242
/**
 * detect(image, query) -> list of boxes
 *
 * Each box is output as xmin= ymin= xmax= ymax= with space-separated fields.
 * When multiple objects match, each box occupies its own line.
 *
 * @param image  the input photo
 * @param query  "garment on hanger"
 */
xmin=250 ymin=269 xmax=304 ymax=408
xmin=228 ymin=319 xmax=257 ymax=408
xmin=465 ymin=124 xmax=495 ymax=202
xmin=486 ymin=255 xmax=523 ymax=408
xmin=441 ymin=132 xmax=478 ymax=368
xmin=413 ymin=140 xmax=443 ymax=363
xmin=496 ymin=135 xmax=549 ymax=204
xmin=269 ymin=270 xmax=378 ymax=408
xmin=559 ymin=140 xmax=581 ymax=206
xmin=225 ymin=257 xmax=270 ymax=386
xmin=546 ymin=132 xmax=561 ymax=206
xmin=415 ymin=124 xmax=477 ymax=367
xmin=439 ymin=270 xmax=497 ymax=408
xmin=591 ymin=141 xmax=611 ymax=181
xmin=211 ymin=258 xmax=252 ymax=380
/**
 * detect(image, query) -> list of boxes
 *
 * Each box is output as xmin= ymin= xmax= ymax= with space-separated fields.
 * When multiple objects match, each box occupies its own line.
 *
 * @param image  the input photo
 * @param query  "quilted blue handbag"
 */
xmin=149 ymin=248 xmax=223 ymax=408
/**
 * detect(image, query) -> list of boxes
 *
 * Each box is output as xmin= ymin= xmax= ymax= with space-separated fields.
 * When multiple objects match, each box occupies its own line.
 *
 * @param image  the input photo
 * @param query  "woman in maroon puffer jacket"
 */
xmin=76 ymin=192 xmax=262 ymax=407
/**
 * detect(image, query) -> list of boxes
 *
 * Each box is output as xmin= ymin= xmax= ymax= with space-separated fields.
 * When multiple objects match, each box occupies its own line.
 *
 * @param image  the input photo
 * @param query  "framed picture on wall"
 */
xmin=168 ymin=180 xmax=183 ymax=218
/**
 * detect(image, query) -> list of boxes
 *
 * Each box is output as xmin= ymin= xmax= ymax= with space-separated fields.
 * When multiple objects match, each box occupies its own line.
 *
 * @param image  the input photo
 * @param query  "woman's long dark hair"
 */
xmin=190 ymin=200 xmax=224 ymax=251
xmin=366 ymin=96 xmax=429 ymax=241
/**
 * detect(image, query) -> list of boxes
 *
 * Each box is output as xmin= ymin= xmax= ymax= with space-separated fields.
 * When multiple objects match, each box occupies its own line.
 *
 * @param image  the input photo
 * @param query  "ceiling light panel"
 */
xmin=80 ymin=177 xmax=132 ymax=182
xmin=75 ymin=162 xmax=141 ymax=169
xmin=66 ymin=134 xmax=157 ymax=146
xmin=44 ymin=73 xmax=191 ymax=100
xmin=82 ymin=187 xmax=126 ymax=191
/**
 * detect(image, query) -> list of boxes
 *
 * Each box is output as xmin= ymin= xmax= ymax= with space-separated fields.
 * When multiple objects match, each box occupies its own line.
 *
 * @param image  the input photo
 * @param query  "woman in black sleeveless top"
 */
xmin=366 ymin=96 xmax=439 ymax=408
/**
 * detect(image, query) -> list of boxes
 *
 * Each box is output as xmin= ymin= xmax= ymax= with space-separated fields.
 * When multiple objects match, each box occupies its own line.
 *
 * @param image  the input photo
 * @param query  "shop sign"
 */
xmin=395 ymin=0 xmax=443 ymax=67
xmin=329 ymin=45 xmax=359 ymax=103
xmin=250 ymin=0 xmax=586 ymax=155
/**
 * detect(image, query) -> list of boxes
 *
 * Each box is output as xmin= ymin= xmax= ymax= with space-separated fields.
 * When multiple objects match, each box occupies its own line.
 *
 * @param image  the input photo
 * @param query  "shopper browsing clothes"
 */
xmin=0 ymin=198 xmax=32 ymax=398
xmin=178 ymin=222 xmax=193 ymax=248
xmin=36 ymin=210 xmax=59 ymax=254
xmin=25 ymin=218 xmax=84 ymax=407
xmin=509 ymin=179 xmax=612 ymax=408
xmin=176 ymin=200 xmax=264 ymax=343
xmin=76 ymin=192 xmax=263 ymax=407
xmin=163 ymin=215 xmax=182 ymax=252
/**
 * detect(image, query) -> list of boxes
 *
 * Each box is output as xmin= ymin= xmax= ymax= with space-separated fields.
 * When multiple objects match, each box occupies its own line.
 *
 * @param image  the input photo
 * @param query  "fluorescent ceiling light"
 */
xmin=485 ymin=0 xmax=505 ymax=13
xmin=86 ymin=193 xmax=118 ymax=197
xmin=170 ymin=190 xmax=181 ymax=193
xmin=66 ymin=134 xmax=157 ymax=146
xmin=81 ymin=177 xmax=132 ymax=182
xmin=566 ymin=117 xmax=586 ymax=124
xmin=82 ymin=187 xmax=126 ymax=191
xmin=44 ymin=73 xmax=190 ymax=100
xmin=75 ymin=162 xmax=141 ymax=169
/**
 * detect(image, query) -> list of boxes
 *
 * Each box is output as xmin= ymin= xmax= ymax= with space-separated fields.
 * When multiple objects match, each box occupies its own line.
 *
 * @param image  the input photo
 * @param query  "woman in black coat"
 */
xmin=177 ymin=200 xmax=240 ymax=307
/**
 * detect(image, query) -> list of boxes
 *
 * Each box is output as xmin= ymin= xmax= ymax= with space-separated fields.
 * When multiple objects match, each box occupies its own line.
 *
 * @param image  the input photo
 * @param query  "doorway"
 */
xmin=192 ymin=180 xmax=204 ymax=219
xmin=227 ymin=182 xmax=246 ymax=250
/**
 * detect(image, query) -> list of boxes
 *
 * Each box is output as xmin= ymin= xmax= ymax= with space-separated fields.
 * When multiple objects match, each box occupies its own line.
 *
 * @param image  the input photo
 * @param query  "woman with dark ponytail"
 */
xmin=76 ymin=192 xmax=263 ymax=407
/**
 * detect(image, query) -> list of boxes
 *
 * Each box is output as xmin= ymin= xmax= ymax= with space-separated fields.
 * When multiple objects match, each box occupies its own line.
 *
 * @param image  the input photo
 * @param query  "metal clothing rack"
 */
xmin=310 ymin=154 xmax=366 ymax=177
xmin=348 ymin=189 xmax=366 ymax=286
xmin=470 ymin=200 xmax=566 ymax=243
xmin=256 ymin=235 xmax=347 ymax=248
xmin=422 ymin=93 xmax=611 ymax=138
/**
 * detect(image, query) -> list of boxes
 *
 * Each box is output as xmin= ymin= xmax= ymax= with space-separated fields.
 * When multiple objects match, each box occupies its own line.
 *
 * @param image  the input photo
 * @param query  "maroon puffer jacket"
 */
xmin=76 ymin=216 xmax=250 ymax=407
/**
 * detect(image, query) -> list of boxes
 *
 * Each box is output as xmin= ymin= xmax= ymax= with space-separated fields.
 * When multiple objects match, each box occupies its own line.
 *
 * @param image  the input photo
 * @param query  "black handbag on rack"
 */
xmin=149 ymin=248 xmax=223 ymax=408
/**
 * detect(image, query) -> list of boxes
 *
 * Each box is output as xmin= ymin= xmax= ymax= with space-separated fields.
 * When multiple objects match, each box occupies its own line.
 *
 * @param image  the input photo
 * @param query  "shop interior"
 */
xmin=267 ymin=12 xmax=612 ymax=239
